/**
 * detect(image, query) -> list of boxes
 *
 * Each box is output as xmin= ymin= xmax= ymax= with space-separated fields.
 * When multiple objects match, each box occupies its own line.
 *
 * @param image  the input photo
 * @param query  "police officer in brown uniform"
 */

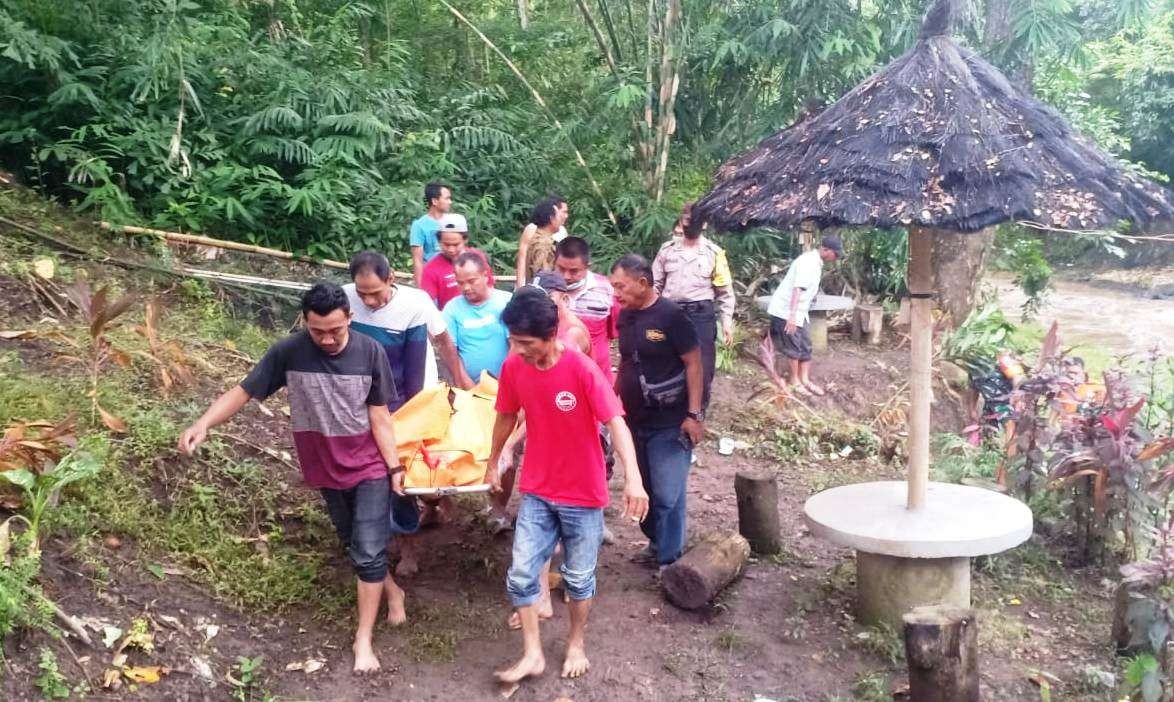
xmin=652 ymin=217 xmax=735 ymax=410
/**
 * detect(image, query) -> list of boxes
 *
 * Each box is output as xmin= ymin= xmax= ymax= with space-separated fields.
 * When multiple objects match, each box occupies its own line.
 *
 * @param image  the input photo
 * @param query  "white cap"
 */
xmin=438 ymin=213 xmax=468 ymax=233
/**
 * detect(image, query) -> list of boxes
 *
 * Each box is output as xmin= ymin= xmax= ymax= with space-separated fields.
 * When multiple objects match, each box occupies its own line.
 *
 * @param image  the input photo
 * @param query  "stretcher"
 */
xmin=392 ymin=373 xmax=498 ymax=496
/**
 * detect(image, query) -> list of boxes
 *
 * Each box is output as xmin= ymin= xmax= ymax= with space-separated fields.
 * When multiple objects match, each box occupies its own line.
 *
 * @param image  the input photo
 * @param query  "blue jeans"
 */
xmin=320 ymin=477 xmax=391 ymax=583
xmin=632 ymin=424 xmax=692 ymax=565
xmin=506 ymin=494 xmax=604 ymax=607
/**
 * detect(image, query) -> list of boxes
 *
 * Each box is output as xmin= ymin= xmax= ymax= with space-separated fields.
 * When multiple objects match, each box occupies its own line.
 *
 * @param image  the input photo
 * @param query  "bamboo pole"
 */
xmin=100 ymin=222 xmax=351 ymax=270
xmin=100 ymin=222 xmax=520 ymax=282
xmin=907 ymin=226 xmax=934 ymax=509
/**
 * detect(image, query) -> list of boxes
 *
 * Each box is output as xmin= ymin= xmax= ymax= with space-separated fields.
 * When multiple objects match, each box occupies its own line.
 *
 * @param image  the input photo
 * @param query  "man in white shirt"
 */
xmin=766 ymin=235 xmax=842 ymax=396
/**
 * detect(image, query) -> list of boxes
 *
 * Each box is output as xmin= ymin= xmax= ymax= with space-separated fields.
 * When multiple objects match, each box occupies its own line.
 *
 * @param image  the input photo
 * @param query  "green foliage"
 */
xmin=841 ymin=228 xmax=908 ymax=300
xmin=0 ymin=0 xmax=1166 ymax=278
xmin=940 ymin=300 xmax=1017 ymax=377
xmin=0 ymin=438 xmax=105 ymax=538
xmin=0 ymin=526 xmax=54 ymax=647
xmin=229 ymin=655 xmax=272 ymax=702
xmin=931 ymin=433 xmax=1003 ymax=484
xmin=992 ymin=227 xmax=1052 ymax=315
xmin=35 ymin=647 xmax=69 ymax=700
xmin=1124 ymin=653 xmax=1163 ymax=702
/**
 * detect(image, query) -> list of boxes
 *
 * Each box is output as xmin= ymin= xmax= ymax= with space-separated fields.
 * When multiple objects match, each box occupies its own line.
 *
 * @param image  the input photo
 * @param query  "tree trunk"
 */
xmin=734 ymin=472 xmax=780 ymax=555
xmin=903 ymin=605 xmax=980 ymax=702
xmin=931 ymin=226 xmax=993 ymax=328
xmin=516 ymin=0 xmax=528 ymax=29
xmin=661 ymin=532 xmax=750 ymax=610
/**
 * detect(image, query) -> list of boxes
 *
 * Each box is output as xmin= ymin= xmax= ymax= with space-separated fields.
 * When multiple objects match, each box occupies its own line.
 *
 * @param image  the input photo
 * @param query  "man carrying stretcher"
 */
xmin=487 ymin=291 xmax=649 ymax=683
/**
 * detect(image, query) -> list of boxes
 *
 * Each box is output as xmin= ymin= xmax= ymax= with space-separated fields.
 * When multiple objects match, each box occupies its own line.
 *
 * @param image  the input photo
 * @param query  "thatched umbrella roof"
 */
xmin=693 ymin=0 xmax=1174 ymax=234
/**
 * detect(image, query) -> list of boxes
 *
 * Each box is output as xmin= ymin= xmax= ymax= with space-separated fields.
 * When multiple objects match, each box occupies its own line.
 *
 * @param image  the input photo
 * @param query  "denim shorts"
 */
xmin=320 ymin=476 xmax=391 ymax=583
xmin=506 ymin=493 xmax=604 ymax=607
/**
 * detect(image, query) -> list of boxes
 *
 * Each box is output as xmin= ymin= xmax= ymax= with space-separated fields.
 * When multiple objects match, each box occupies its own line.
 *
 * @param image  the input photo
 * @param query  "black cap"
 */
xmin=820 ymin=234 xmax=844 ymax=257
xmin=533 ymin=270 xmax=569 ymax=293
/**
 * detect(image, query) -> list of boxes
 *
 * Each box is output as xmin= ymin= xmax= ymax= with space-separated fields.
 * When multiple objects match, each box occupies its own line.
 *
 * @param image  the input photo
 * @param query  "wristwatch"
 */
xmin=686 ymin=410 xmax=705 ymax=422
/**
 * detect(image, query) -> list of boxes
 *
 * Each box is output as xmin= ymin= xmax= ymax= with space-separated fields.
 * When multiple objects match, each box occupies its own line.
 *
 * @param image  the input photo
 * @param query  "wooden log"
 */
xmin=903 ymin=605 xmax=979 ymax=702
xmin=661 ymin=532 xmax=750 ymax=610
xmin=734 ymin=471 xmax=780 ymax=555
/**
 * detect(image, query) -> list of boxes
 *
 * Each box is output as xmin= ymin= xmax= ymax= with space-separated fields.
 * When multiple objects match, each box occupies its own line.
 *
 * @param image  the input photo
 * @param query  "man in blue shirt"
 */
xmin=409 ymin=182 xmax=452 ymax=287
xmin=443 ymin=252 xmax=512 ymax=381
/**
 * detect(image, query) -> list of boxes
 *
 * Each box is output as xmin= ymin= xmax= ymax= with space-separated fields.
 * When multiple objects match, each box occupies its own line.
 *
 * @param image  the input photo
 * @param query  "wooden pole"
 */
xmin=734 ymin=471 xmax=781 ymax=555
xmin=101 ymin=221 xmax=519 ymax=283
xmin=100 ymin=222 xmax=351 ymax=270
xmin=903 ymin=605 xmax=979 ymax=702
xmin=907 ymin=226 xmax=934 ymax=509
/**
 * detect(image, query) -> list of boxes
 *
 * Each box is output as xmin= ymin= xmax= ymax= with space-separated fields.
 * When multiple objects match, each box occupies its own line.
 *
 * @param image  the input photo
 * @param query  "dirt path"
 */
xmin=991 ymin=271 xmax=1174 ymax=357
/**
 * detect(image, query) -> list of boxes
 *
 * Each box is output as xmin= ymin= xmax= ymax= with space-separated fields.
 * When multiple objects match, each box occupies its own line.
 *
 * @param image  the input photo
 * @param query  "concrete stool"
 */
xmin=803 ymin=481 xmax=1032 ymax=629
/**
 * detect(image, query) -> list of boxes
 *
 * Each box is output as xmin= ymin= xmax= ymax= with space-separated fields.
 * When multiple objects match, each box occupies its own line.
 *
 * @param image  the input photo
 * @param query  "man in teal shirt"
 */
xmin=443 ymin=252 xmax=511 ymax=381
xmin=409 ymin=182 xmax=452 ymax=286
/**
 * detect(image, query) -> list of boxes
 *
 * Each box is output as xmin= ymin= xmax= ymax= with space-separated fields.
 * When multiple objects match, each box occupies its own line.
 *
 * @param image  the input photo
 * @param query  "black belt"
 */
xmin=673 ymin=299 xmax=714 ymax=311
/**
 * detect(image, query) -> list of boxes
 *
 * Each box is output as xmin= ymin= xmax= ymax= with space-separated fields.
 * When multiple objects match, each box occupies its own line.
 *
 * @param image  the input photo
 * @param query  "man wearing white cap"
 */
xmin=420 ymin=213 xmax=495 ymax=310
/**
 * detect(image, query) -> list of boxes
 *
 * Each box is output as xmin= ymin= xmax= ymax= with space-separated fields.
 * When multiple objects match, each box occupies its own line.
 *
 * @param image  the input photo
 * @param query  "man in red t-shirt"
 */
xmin=420 ymin=213 xmax=494 ymax=308
xmin=487 ymin=290 xmax=648 ymax=684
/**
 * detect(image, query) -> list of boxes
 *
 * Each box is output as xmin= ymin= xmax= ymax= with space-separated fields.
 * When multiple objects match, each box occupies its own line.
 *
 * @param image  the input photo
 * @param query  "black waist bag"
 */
xmin=633 ymin=350 xmax=687 ymax=410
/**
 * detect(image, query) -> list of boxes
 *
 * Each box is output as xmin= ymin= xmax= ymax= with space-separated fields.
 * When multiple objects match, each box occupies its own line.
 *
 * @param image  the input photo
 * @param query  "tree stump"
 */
xmin=661 ymin=532 xmax=750 ymax=610
xmin=1112 ymin=580 xmax=1155 ymax=655
xmin=852 ymin=303 xmax=884 ymax=345
xmin=903 ymin=605 xmax=979 ymax=702
xmin=734 ymin=471 xmax=780 ymax=555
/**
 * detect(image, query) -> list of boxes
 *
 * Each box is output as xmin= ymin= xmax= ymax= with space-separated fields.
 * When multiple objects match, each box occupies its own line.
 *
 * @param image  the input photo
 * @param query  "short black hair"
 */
xmin=424 ymin=181 xmax=451 ymax=208
xmin=611 ymin=253 xmax=654 ymax=285
xmin=435 ymin=228 xmax=469 ymax=241
xmin=302 ymin=282 xmax=350 ymax=318
xmin=555 ymin=236 xmax=590 ymax=264
xmin=349 ymin=250 xmax=391 ymax=280
xmin=501 ymin=287 xmax=559 ymax=340
xmin=530 ymin=196 xmax=562 ymax=228
xmin=454 ymin=250 xmax=488 ymax=273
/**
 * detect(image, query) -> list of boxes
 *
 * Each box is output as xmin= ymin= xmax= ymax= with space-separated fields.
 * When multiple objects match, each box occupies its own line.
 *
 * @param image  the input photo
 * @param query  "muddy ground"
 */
xmin=1 ymin=333 xmax=1118 ymax=702
xmin=1 ymin=196 xmax=1155 ymax=700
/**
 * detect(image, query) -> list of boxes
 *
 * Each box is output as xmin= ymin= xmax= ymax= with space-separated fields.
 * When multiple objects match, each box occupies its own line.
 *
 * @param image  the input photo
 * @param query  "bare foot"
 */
xmin=561 ymin=644 xmax=590 ymax=678
xmin=384 ymin=578 xmax=407 ymax=626
xmin=802 ymin=381 xmax=825 ymax=396
xmin=353 ymin=639 xmax=381 ymax=674
xmin=507 ymin=597 xmax=553 ymax=630
xmin=493 ymin=651 xmax=545 ymax=684
xmin=790 ymin=382 xmax=811 ymax=397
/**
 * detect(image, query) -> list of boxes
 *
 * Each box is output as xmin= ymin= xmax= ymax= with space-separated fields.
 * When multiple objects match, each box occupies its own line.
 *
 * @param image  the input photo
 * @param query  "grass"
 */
xmin=396 ymin=596 xmax=505 ymax=663
xmin=849 ymin=671 xmax=892 ymax=702
xmin=713 ymin=627 xmax=749 ymax=653
xmin=0 ymin=248 xmax=345 ymax=614
xmin=853 ymin=622 xmax=904 ymax=664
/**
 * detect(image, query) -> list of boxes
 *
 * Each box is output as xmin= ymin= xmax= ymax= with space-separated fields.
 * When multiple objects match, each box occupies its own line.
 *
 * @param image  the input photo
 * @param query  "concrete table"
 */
xmin=804 ymin=480 xmax=1033 ymax=628
xmin=754 ymin=294 xmax=855 ymax=353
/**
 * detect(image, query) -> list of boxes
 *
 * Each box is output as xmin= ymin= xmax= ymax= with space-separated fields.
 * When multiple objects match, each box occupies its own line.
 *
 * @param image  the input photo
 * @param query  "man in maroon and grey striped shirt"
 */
xmin=178 ymin=282 xmax=405 ymax=674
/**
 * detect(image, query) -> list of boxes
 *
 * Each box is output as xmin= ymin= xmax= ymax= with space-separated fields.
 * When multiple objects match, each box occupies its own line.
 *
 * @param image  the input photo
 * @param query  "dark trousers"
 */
xmin=632 ymin=424 xmax=693 ymax=565
xmin=320 ymin=476 xmax=391 ymax=583
xmin=676 ymin=299 xmax=716 ymax=410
